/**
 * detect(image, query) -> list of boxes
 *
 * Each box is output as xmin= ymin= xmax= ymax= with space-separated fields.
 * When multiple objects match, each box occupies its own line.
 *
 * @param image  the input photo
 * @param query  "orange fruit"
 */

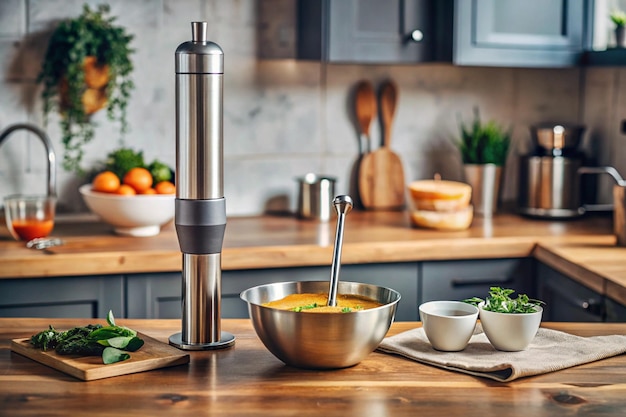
xmin=140 ymin=188 xmax=157 ymax=195
xmin=116 ymin=184 xmax=137 ymax=196
xmin=155 ymin=181 xmax=176 ymax=195
xmin=83 ymin=56 xmax=109 ymax=89
xmin=123 ymin=167 xmax=153 ymax=193
xmin=92 ymin=171 xmax=120 ymax=193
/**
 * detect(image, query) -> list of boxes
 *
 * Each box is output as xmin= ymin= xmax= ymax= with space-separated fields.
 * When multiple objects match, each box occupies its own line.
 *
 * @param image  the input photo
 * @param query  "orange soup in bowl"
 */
xmin=263 ymin=293 xmax=382 ymax=313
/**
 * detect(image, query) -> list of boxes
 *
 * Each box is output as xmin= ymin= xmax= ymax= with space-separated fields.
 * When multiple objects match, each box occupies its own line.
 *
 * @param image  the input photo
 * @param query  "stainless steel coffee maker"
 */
xmin=518 ymin=124 xmax=595 ymax=218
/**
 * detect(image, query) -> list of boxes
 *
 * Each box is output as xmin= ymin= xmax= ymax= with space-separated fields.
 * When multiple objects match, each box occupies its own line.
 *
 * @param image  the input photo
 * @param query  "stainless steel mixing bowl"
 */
xmin=240 ymin=280 xmax=401 ymax=369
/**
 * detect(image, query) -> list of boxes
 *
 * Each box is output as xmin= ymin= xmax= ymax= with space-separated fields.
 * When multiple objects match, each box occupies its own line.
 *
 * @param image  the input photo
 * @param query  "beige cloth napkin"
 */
xmin=377 ymin=324 xmax=626 ymax=382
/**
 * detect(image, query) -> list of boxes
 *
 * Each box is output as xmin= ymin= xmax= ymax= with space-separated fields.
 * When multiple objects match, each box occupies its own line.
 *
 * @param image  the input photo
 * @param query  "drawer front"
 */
xmin=0 ymin=275 xmax=124 ymax=318
xmin=606 ymin=298 xmax=626 ymax=322
xmin=420 ymin=258 xmax=534 ymax=304
xmin=223 ymin=263 xmax=419 ymax=321
xmin=536 ymin=263 xmax=604 ymax=322
xmin=126 ymin=263 xmax=419 ymax=321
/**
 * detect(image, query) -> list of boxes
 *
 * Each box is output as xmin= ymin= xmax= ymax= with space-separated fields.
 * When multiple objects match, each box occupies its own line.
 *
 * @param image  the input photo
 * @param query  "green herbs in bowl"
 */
xmin=464 ymin=286 xmax=544 ymax=314
xmin=464 ymin=287 xmax=544 ymax=351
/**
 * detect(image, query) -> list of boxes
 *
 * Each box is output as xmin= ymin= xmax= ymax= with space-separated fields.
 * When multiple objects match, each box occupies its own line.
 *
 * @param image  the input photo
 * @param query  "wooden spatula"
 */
xmin=358 ymin=80 xmax=405 ymax=210
xmin=354 ymin=80 xmax=377 ymax=154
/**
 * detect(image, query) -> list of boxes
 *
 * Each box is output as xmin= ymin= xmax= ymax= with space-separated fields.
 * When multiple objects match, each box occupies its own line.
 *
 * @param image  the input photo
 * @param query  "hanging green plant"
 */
xmin=37 ymin=4 xmax=134 ymax=174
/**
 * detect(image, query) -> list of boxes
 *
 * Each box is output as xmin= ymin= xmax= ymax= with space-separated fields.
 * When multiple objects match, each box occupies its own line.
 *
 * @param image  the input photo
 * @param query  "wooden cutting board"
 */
xmin=358 ymin=80 xmax=405 ymax=210
xmin=11 ymin=333 xmax=189 ymax=381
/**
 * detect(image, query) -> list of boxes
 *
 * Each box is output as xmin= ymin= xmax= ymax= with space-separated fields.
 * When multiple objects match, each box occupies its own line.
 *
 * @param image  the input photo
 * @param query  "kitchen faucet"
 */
xmin=0 ymin=123 xmax=57 ymax=197
xmin=169 ymin=22 xmax=235 ymax=350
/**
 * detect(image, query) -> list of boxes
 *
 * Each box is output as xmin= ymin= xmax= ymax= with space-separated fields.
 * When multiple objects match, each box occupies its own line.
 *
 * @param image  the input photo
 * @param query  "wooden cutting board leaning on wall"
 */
xmin=358 ymin=80 xmax=406 ymax=210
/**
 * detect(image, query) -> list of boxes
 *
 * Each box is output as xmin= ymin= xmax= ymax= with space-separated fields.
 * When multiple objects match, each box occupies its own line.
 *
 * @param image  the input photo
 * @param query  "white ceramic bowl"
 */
xmin=419 ymin=300 xmax=478 ymax=351
xmin=478 ymin=302 xmax=543 ymax=351
xmin=79 ymin=184 xmax=175 ymax=237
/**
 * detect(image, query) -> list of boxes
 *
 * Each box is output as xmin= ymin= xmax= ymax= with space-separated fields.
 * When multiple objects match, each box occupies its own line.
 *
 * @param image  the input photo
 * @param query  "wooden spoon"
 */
xmin=354 ymin=80 xmax=377 ymax=154
xmin=380 ymin=80 xmax=398 ymax=149
xmin=358 ymin=79 xmax=405 ymax=210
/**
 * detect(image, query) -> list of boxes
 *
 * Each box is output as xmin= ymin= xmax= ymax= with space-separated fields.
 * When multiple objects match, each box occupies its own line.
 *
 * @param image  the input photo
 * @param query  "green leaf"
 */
xmin=97 ymin=336 xmax=131 ymax=348
xmin=106 ymin=310 xmax=115 ymax=326
xmin=88 ymin=326 xmax=135 ymax=341
xmin=98 ymin=336 xmax=144 ymax=351
xmin=102 ymin=347 xmax=131 ymax=364
xmin=125 ymin=337 xmax=145 ymax=352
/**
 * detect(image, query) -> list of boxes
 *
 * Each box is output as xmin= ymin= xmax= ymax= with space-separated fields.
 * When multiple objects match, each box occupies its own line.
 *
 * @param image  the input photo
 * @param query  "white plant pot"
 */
xmin=478 ymin=302 xmax=543 ymax=351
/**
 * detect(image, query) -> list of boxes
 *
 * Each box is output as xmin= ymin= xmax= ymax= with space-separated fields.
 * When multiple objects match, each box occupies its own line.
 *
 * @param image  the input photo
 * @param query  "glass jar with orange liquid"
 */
xmin=4 ymin=195 xmax=56 ymax=241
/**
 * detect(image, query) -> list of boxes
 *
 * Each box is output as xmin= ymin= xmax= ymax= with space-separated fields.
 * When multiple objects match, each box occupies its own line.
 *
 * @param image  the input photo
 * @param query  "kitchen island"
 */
xmin=1 ymin=318 xmax=625 ymax=416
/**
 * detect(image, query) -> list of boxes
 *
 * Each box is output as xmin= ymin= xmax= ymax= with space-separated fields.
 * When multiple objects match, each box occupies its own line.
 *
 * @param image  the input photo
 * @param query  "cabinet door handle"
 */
xmin=544 ymin=280 xmax=605 ymax=318
xmin=409 ymin=30 xmax=423 ymax=42
xmin=576 ymin=298 xmax=604 ymax=316
xmin=450 ymin=277 xmax=514 ymax=288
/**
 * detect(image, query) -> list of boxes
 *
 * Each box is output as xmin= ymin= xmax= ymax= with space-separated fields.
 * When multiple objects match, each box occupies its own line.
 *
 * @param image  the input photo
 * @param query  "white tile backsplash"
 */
xmin=0 ymin=0 xmax=623 ymax=216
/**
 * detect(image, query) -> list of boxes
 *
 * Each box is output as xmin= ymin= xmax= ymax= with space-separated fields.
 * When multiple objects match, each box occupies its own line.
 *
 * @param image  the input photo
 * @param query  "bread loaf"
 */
xmin=407 ymin=179 xmax=471 ymax=212
xmin=409 ymin=206 xmax=473 ymax=231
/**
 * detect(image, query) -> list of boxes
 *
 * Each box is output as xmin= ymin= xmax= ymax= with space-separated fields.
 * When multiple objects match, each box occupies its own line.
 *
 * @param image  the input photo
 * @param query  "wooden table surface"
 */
xmin=1 ymin=318 xmax=626 ymax=416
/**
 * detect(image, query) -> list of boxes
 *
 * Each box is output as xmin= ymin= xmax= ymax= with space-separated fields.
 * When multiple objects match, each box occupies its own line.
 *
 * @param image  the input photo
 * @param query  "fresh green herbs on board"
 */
xmin=30 ymin=310 xmax=144 ymax=364
xmin=463 ymin=287 xmax=544 ymax=314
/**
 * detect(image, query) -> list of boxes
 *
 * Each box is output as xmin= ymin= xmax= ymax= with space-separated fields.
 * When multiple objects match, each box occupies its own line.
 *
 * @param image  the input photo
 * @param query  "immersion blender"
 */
xmin=169 ymin=22 xmax=235 ymax=350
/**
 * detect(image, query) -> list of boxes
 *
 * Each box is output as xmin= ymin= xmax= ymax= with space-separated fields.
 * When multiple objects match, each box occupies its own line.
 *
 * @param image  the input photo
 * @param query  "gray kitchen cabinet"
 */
xmin=420 ymin=258 xmax=534 ymax=304
xmin=296 ymin=0 xmax=434 ymax=63
xmin=605 ymin=297 xmax=626 ymax=322
xmin=435 ymin=0 xmax=589 ymax=67
xmin=264 ymin=0 xmax=589 ymax=67
xmin=125 ymin=263 xmax=420 ymax=321
xmin=536 ymin=263 xmax=605 ymax=322
xmin=0 ymin=275 xmax=124 ymax=318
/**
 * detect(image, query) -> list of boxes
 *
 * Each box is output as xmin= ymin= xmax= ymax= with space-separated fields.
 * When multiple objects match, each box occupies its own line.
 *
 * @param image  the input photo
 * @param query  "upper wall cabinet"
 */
xmin=298 ymin=0 xmax=433 ymax=63
xmin=259 ymin=0 xmax=591 ymax=67
xmin=438 ymin=0 xmax=590 ymax=68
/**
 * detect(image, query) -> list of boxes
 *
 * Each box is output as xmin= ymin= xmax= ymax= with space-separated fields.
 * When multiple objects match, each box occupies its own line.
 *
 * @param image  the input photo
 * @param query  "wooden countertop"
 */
xmin=1 ymin=318 xmax=625 ymax=416
xmin=1 ymin=211 xmax=625 ymax=304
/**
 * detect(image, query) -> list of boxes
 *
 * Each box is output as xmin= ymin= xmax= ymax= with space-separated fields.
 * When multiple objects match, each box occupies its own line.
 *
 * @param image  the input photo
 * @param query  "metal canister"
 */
xmin=297 ymin=174 xmax=336 ymax=222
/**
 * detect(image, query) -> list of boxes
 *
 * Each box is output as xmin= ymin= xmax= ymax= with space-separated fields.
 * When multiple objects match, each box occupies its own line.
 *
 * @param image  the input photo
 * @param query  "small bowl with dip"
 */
xmin=3 ymin=194 xmax=56 ymax=241
xmin=419 ymin=300 xmax=479 ymax=351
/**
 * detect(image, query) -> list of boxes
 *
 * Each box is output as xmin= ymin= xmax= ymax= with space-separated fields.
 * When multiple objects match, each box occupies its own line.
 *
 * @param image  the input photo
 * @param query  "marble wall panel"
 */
xmin=0 ymin=0 xmax=621 ymax=218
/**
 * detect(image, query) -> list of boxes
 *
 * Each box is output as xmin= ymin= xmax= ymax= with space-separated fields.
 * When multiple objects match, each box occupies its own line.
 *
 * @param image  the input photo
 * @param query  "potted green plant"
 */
xmin=37 ymin=4 xmax=134 ymax=174
xmin=610 ymin=10 xmax=626 ymax=48
xmin=456 ymin=108 xmax=511 ymax=217
xmin=464 ymin=287 xmax=544 ymax=351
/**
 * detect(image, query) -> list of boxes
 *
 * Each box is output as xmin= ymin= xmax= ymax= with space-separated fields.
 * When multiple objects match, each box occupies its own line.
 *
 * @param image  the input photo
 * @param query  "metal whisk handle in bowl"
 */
xmin=327 ymin=195 xmax=353 ymax=307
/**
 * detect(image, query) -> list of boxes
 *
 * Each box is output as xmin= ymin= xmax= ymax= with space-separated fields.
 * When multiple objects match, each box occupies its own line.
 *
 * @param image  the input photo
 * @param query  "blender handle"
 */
xmin=578 ymin=166 xmax=626 ymax=212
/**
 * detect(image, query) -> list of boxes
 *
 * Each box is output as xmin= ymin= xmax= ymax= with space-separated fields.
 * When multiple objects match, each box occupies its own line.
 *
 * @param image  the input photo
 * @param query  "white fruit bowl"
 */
xmin=79 ymin=184 xmax=175 ymax=237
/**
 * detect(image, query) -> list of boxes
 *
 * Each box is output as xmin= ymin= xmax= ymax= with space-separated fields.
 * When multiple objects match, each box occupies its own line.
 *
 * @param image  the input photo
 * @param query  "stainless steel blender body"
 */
xmin=169 ymin=22 xmax=234 ymax=350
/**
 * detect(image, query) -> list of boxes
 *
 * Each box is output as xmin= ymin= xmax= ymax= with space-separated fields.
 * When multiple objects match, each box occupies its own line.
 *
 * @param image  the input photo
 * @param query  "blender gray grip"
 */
xmin=175 ymin=198 xmax=226 ymax=254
